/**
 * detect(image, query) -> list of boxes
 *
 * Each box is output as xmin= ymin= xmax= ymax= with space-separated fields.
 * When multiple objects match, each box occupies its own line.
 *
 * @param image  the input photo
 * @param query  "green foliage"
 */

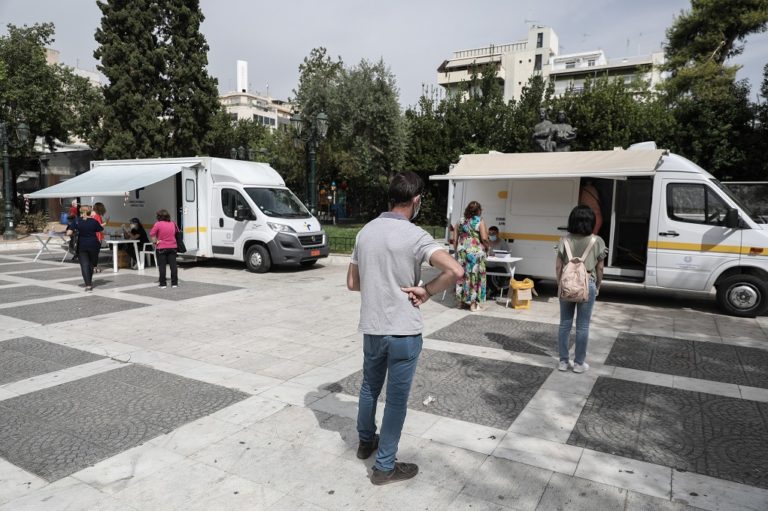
xmin=94 ymin=0 xmax=220 ymax=158
xmin=660 ymin=0 xmax=768 ymax=179
xmin=20 ymin=211 xmax=50 ymax=233
xmin=0 ymin=23 xmax=95 ymax=154
xmin=293 ymin=50 xmax=406 ymax=219
xmin=551 ymin=76 xmax=674 ymax=151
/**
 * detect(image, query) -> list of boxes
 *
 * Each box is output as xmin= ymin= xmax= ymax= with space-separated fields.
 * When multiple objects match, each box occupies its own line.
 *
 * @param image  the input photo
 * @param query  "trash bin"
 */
xmin=60 ymin=212 xmax=69 ymax=225
xmin=510 ymin=278 xmax=535 ymax=309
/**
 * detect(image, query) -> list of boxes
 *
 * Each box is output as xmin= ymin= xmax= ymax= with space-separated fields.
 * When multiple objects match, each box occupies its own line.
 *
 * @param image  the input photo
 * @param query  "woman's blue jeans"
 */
xmin=558 ymin=280 xmax=597 ymax=365
xmin=357 ymin=334 xmax=422 ymax=472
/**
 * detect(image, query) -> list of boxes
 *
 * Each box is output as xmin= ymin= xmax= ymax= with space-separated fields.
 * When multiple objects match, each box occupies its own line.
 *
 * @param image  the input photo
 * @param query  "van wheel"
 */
xmin=300 ymin=260 xmax=317 ymax=267
xmin=245 ymin=245 xmax=271 ymax=273
xmin=716 ymin=275 xmax=768 ymax=317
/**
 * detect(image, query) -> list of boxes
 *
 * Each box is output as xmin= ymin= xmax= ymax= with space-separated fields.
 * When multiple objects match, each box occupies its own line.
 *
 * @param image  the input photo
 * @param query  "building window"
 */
xmin=565 ymin=61 xmax=575 ymax=69
xmin=588 ymin=59 xmax=596 ymax=67
xmin=228 ymin=113 xmax=238 ymax=122
xmin=534 ymin=54 xmax=542 ymax=71
xmin=536 ymin=32 xmax=543 ymax=49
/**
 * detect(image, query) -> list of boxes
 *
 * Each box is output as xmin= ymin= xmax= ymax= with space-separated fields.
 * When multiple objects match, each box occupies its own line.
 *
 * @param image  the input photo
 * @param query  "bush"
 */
xmin=20 ymin=211 xmax=50 ymax=233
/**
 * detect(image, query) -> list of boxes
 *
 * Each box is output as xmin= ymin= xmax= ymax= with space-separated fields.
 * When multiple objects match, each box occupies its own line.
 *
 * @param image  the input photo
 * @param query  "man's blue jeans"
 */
xmin=357 ymin=334 xmax=422 ymax=472
xmin=558 ymin=280 xmax=597 ymax=365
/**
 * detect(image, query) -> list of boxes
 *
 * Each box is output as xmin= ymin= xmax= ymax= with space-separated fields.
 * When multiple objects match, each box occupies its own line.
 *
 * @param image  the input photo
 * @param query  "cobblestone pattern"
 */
xmin=122 ymin=281 xmax=242 ymax=301
xmin=0 ymin=364 xmax=248 ymax=481
xmin=0 ymin=296 xmax=148 ymax=325
xmin=568 ymin=376 xmax=768 ymax=489
xmin=0 ymin=337 xmax=104 ymax=385
xmin=59 ymin=273 xmax=160 ymax=289
xmin=0 ymin=285 xmax=75 ymax=304
xmin=7 ymin=268 xmax=81 ymax=281
xmin=428 ymin=315 xmax=567 ymax=357
xmin=606 ymin=332 xmax=768 ymax=389
xmin=326 ymin=348 xmax=552 ymax=429
xmin=0 ymin=262 xmax=52 ymax=273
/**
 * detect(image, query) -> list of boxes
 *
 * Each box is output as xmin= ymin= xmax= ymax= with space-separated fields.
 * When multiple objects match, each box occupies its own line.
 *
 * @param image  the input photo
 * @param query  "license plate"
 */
xmin=310 ymin=249 xmax=320 ymax=256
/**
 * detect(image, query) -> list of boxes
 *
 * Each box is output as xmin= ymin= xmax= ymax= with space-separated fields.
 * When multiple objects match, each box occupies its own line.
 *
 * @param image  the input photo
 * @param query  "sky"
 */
xmin=1 ymin=0 xmax=766 ymax=108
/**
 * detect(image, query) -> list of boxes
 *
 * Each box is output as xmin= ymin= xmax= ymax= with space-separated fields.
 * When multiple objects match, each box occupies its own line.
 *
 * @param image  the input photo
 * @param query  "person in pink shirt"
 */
xmin=149 ymin=209 xmax=178 ymax=288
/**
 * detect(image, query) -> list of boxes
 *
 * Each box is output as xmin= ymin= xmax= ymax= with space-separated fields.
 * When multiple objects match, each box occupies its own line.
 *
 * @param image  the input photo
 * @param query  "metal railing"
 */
xmin=328 ymin=226 xmax=445 ymax=254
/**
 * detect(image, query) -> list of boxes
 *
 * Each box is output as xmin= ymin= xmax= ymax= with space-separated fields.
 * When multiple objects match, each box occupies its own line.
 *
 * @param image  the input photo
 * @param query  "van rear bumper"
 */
xmin=267 ymin=233 xmax=329 ymax=265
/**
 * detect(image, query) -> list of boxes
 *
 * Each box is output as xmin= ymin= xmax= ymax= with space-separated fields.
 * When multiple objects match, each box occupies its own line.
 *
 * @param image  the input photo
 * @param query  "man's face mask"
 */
xmin=411 ymin=196 xmax=421 ymax=221
xmin=489 ymin=235 xmax=498 ymax=241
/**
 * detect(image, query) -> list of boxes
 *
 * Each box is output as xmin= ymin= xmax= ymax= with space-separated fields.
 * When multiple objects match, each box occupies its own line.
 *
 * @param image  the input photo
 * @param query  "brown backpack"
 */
xmin=558 ymin=236 xmax=597 ymax=303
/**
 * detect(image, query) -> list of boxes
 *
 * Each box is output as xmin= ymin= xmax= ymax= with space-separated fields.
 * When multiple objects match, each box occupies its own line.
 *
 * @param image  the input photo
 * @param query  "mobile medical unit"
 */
xmin=432 ymin=144 xmax=768 ymax=317
xmin=28 ymin=157 xmax=329 ymax=273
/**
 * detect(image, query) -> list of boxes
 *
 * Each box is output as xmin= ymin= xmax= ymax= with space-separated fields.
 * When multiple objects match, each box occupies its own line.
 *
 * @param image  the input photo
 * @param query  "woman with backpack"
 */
xmin=555 ymin=205 xmax=606 ymax=373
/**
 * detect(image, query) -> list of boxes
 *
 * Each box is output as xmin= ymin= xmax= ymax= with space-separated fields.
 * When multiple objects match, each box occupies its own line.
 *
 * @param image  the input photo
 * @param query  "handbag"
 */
xmin=174 ymin=224 xmax=187 ymax=253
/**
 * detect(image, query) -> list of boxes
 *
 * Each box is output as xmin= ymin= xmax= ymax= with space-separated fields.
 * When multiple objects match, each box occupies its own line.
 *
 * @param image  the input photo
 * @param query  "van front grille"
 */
xmin=299 ymin=234 xmax=324 ymax=247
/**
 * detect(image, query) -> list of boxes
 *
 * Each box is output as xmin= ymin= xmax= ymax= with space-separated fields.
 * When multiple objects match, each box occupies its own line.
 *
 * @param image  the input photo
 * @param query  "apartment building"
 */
xmin=219 ymin=60 xmax=293 ymax=130
xmin=437 ymin=26 xmax=665 ymax=102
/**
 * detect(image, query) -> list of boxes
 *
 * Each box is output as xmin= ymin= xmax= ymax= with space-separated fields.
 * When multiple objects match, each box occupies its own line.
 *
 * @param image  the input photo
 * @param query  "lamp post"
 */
xmin=290 ymin=111 xmax=328 ymax=215
xmin=1 ymin=121 xmax=30 ymax=240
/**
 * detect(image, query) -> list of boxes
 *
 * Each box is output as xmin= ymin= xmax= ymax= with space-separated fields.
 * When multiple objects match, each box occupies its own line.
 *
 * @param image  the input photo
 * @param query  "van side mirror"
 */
xmin=234 ymin=207 xmax=252 ymax=221
xmin=725 ymin=208 xmax=740 ymax=228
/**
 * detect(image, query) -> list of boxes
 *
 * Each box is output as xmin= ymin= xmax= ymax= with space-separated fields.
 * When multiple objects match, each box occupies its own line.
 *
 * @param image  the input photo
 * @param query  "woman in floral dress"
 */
xmin=454 ymin=201 xmax=490 ymax=311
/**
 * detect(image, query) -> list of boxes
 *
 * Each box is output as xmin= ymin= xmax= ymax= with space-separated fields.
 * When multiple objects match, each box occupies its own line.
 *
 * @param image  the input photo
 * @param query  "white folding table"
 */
xmin=486 ymin=255 xmax=523 ymax=306
xmin=31 ymin=232 xmax=71 ymax=262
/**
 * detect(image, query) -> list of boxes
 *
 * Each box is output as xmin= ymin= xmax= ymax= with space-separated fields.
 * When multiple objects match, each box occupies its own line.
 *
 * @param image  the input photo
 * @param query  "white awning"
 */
xmin=430 ymin=149 xmax=666 ymax=181
xmin=27 ymin=162 xmax=197 ymax=198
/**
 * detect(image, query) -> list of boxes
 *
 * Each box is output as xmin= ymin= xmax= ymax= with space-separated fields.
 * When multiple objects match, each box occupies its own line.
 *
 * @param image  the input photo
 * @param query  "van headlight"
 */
xmin=268 ymin=222 xmax=296 ymax=233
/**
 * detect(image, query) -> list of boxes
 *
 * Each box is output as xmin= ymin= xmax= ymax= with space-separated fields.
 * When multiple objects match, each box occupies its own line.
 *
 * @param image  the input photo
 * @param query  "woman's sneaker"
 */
xmin=370 ymin=462 xmax=419 ymax=485
xmin=557 ymin=360 xmax=573 ymax=371
xmin=573 ymin=362 xmax=590 ymax=373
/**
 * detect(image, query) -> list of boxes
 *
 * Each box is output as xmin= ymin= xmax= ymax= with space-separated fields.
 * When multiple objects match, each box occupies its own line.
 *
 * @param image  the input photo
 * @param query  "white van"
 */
xmin=432 ymin=144 xmax=768 ymax=317
xmin=28 ymin=157 xmax=329 ymax=273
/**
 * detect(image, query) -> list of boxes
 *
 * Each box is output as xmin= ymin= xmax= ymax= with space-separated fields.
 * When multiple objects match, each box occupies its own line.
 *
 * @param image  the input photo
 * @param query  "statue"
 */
xmin=551 ymin=110 xmax=577 ymax=152
xmin=531 ymin=108 xmax=554 ymax=152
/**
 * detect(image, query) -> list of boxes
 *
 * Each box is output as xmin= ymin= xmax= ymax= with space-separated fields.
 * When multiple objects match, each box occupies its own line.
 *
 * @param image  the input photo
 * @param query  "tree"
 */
xmin=292 ymin=49 xmax=405 ymax=219
xmin=94 ymin=0 xmax=220 ymax=158
xmin=664 ymin=0 xmax=768 ymax=96
xmin=158 ymin=0 xmax=220 ymax=156
xmin=0 ymin=23 xmax=91 ymax=153
xmin=661 ymin=0 xmax=768 ymax=179
xmin=332 ymin=58 xmax=406 ymax=217
xmin=551 ymin=76 xmax=674 ymax=151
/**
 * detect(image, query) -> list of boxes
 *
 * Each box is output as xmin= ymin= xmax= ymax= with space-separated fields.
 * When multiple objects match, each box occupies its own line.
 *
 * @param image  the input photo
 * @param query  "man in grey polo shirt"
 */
xmin=347 ymin=171 xmax=463 ymax=485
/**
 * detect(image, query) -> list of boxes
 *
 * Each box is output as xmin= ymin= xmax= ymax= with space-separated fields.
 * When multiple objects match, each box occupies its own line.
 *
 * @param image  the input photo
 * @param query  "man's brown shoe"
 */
xmin=356 ymin=434 xmax=379 ymax=460
xmin=370 ymin=462 xmax=419 ymax=485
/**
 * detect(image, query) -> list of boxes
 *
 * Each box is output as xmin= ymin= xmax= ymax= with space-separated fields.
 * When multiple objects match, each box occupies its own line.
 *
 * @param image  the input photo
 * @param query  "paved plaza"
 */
xmin=0 ymin=241 xmax=767 ymax=510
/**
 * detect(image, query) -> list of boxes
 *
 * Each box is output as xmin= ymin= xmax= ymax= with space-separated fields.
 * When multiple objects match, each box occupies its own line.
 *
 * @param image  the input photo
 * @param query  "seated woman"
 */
xmin=121 ymin=217 xmax=150 ymax=269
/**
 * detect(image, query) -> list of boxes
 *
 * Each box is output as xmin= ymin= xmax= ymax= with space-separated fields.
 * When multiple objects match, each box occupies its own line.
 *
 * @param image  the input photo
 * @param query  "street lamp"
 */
xmin=1 ymin=121 xmax=30 ymax=240
xmin=291 ymin=111 xmax=328 ymax=215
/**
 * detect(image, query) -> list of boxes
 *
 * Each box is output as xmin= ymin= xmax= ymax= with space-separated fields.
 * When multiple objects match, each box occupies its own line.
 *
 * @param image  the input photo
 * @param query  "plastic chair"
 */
xmin=140 ymin=242 xmax=156 ymax=268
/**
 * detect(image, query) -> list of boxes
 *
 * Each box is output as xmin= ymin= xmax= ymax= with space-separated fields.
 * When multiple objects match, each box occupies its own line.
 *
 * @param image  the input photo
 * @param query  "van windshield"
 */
xmin=245 ymin=187 xmax=311 ymax=219
xmin=711 ymin=179 xmax=765 ymax=224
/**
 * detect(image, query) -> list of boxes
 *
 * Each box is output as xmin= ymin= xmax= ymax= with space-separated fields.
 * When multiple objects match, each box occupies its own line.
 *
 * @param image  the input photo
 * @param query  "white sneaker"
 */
xmin=573 ymin=362 xmax=590 ymax=373
xmin=557 ymin=360 xmax=571 ymax=371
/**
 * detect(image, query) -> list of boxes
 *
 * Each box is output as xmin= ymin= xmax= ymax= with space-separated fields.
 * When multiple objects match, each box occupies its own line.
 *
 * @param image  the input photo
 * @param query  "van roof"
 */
xmin=430 ymin=149 xmax=667 ymax=181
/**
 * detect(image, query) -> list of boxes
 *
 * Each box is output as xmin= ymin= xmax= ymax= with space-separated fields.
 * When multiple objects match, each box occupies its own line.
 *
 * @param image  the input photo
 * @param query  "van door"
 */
xmin=508 ymin=178 xmax=578 ymax=278
xmin=652 ymin=179 xmax=742 ymax=290
xmin=211 ymin=187 xmax=251 ymax=258
xmin=181 ymin=166 xmax=198 ymax=252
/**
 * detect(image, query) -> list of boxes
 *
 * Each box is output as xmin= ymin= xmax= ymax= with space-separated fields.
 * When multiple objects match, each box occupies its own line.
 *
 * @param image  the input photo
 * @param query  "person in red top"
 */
xmin=149 ymin=209 xmax=179 ymax=289
xmin=68 ymin=199 xmax=78 ymax=218
xmin=91 ymin=202 xmax=109 ymax=273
